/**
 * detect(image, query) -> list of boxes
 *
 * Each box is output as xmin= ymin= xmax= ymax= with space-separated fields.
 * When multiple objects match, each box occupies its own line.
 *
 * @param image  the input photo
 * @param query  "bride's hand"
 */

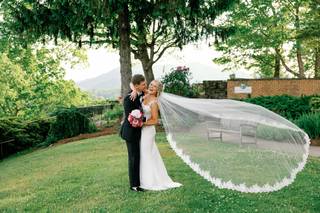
xmin=129 ymin=82 xmax=137 ymax=101
xmin=130 ymin=90 xmax=138 ymax=101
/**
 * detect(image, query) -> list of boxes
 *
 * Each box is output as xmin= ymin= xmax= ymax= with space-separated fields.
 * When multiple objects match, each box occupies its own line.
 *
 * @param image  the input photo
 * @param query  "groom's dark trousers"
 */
xmin=120 ymin=92 xmax=144 ymax=187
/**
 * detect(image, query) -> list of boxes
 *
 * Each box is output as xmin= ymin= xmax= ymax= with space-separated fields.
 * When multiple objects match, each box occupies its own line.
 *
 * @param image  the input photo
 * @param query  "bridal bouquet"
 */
xmin=128 ymin=109 xmax=144 ymax=127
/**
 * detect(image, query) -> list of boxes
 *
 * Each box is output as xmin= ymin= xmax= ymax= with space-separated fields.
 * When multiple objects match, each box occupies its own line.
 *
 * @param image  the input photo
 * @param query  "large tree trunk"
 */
xmin=295 ymin=3 xmax=305 ymax=78
xmin=134 ymin=44 xmax=155 ymax=84
xmin=315 ymin=47 xmax=320 ymax=78
xmin=118 ymin=3 xmax=132 ymax=98
xmin=140 ymin=47 xmax=155 ymax=84
xmin=296 ymin=41 xmax=305 ymax=78
xmin=274 ymin=48 xmax=280 ymax=78
xmin=141 ymin=59 xmax=155 ymax=84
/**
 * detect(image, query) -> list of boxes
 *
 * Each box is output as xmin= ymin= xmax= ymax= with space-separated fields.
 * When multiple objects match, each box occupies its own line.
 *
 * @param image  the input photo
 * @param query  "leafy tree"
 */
xmin=298 ymin=0 xmax=320 ymax=77
xmin=0 ymin=36 xmax=92 ymax=119
xmin=213 ymin=0 xmax=319 ymax=78
xmin=2 ymin=0 xmax=237 ymax=96
xmin=0 ymin=53 xmax=30 ymax=117
xmin=1 ymin=0 xmax=133 ymax=97
xmin=130 ymin=0 xmax=238 ymax=83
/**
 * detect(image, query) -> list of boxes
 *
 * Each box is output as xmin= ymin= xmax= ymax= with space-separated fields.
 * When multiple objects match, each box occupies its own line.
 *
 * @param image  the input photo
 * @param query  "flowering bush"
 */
xmin=161 ymin=66 xmax=199 ymax=98
xmin=175 ymin=66 xmax=189 ymax=71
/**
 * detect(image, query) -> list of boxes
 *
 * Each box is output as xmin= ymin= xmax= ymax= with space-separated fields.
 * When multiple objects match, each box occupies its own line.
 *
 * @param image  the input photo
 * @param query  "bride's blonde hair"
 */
xmin=154 ymin=80 xmax=163 ymax=97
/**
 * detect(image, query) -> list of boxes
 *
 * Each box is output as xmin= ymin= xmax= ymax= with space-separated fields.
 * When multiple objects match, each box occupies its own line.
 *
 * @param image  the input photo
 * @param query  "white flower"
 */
xmin=131 ymin=109 xmax=142 ymax=118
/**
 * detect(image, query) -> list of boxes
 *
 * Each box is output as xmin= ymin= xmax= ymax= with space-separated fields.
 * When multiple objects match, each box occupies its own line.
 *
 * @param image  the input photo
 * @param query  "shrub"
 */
xmin=294 ymin=113 xmax=320 ymax=139
xmin=243 ymin=95 xmax=312 ymax=120
xmin=255 ymin=124 xmax=300 ymax=142
xmin=0 ymin=117 xmax=53 ymax=158
xmin=103 ymin=104 xmax=123 ymax=127
xmin=161 ymin=66 xmax=199 ymax=98
xmin=310 ymin=97 xmax=320 ymax=113
xmin=45 ymin=107 xmax=97 ymax=145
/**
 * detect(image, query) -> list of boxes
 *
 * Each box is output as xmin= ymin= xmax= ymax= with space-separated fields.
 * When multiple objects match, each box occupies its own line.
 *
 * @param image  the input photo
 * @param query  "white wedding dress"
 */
xmin=140 ymin=100 xmax=182 ymax=190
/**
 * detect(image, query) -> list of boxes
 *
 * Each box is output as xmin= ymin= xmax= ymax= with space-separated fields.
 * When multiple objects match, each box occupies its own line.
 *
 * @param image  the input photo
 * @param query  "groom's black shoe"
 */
xmin=136 ymin=187 xmax=145 ymax=192
xmin=130 ymin=187 xmax=138 ymax=192
xmin=130 ymin=187 xmax=145 ymax=192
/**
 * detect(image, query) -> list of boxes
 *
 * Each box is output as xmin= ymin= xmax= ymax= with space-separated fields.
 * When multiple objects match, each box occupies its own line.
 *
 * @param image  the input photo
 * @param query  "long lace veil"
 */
xmin=158 ymin=92 xmax=310 ymax=193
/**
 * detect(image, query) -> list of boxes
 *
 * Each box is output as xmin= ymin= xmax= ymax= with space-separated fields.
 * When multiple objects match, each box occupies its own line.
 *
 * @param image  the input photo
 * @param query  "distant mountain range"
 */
xmin=76 ymin=63 xmax=251 ymax=99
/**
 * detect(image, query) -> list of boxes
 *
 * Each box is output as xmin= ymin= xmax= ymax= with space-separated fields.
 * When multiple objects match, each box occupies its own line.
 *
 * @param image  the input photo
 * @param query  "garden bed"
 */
xmin=311 ymin=138 xmax=320 ymax=146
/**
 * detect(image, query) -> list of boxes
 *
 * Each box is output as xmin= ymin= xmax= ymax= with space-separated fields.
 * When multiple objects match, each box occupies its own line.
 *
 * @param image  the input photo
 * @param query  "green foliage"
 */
xmin=2 ymin=0 xmax=237 ymax=88
xmin=213 ymin=0 xmax=319 ymax=78
xmin=0 ymin=117 xmax=53 ymax=158
xmin=0 ymin=36 xmax=92 ymax=119
xmin=243 ymin=95 xmax=313 ymax=120
xmin=1 ymin=0 xmax=237 ymax=49
xmin=129 ymin=0 xmax=237 ymax=79
xmin=310 ymin=97 xmax=320 ymax=112
xmin=243 ymin=95 xmax=320 ymax=140
xmin=161 ymin=66 xmax=200 ymax=98
xmin=0 ymin=53 xmax=30 ymax=117
xmin=256 ymin=124 xmax=303 ymax=142
xmin=295 ymin=113 xmax=320 ymax=139
xmin=45 ymin=108 xmax=97 ymax=145
xmin=103 ymin=104 xmax=123 ymax=127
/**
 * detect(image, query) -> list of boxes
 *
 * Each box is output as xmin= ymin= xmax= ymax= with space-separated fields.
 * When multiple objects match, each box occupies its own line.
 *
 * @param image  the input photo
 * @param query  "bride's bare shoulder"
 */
xmin=150 ymin=96 xmax=157 ymax=101
xmin=150 ymin=98 xmax=159 ymax=108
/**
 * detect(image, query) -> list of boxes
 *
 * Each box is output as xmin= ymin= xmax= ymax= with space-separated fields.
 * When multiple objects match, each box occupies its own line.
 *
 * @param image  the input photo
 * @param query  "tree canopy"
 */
xmin=2 ymin=0 xmax=237 ymax=94
xmin=0 ymin=28 xmax=92 ymax=119
xmin=213 ymin=0 xmax=320 ymax=78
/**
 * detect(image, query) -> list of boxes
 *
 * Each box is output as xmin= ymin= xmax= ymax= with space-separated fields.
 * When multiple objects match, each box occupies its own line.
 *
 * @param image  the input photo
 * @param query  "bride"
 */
xmin=131 ymin=80 xmax=182 ymax=191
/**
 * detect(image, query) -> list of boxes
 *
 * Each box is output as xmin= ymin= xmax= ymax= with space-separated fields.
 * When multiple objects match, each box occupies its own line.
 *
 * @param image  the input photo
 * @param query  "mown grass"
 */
xmin=0 ymin=133 xmax=319 ymax=212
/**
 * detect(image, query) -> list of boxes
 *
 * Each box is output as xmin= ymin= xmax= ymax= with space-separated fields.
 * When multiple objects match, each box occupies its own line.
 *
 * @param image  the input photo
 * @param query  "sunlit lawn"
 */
xmin=0 ymin=133 xmax=319 ymax=212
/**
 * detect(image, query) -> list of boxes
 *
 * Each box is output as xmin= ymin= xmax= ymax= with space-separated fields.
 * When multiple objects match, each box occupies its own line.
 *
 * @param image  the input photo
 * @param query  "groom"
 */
xmin=120 ymin=74 xmax=147 ymax=192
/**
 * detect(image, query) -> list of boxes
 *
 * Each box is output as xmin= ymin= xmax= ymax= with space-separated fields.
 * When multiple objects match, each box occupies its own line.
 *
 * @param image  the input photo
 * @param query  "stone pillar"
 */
xmin=203 ymin=81 xmax=227 ymax=99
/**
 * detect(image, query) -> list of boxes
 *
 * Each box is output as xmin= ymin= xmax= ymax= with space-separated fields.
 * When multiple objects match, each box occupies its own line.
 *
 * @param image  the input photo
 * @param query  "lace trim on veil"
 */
xmin=165 ymin=132 xmax=310 ymax=193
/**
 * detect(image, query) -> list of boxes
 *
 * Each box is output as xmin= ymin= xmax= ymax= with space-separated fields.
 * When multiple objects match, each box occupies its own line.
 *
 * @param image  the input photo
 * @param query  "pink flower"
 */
xmin=128 ymin=109 xmax=144 ymax=128
xmin=175 ymin=65 xmax=189 ymax=72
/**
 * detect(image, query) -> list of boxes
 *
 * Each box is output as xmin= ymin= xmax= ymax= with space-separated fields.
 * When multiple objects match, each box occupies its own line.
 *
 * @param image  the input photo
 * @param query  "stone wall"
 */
xmin=227 ymin=78 xmax=320 ymax=99
xmin=203 ymin=80 xmax=227 ymax=99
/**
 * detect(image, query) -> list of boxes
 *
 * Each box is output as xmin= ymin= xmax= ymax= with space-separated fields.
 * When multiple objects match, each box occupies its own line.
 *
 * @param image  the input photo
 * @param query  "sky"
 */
xmin=64 ymin=40 xmax=253 ymax=83
xmin=64 ymin=48 xmax=120 ymax=82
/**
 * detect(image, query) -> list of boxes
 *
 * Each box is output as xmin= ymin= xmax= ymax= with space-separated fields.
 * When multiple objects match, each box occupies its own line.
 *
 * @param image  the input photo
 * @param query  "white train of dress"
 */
xmin=140 ymin=101 xmax=182 ymax=190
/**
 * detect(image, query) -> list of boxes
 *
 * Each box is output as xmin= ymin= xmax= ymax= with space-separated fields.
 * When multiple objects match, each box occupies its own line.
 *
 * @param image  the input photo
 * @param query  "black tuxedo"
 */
xmin=120 ymin=91 xmax=144 ymax=187
xmin=120 ymin=92 xmax=144 ymax=141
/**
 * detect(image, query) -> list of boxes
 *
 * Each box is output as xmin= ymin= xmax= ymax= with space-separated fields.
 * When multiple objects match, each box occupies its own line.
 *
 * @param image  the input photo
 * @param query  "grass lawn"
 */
xmin=0 ymin=133 xmax=319 ymax=212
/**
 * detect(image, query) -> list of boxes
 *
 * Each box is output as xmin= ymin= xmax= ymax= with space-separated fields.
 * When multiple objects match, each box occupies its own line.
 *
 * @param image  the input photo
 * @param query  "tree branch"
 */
xmin=154 ymin=37 xmax=177 ymax=55
xmin=152 ymin=42 xmax=176 ymax=65
xmin=80 ymin=39 xmax=112 ymax=45
xmin=275 ymin=48 xmax=299 ymax=76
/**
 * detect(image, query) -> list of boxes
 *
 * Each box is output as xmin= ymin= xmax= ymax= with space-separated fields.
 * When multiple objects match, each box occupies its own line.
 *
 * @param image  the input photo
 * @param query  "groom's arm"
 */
xmin=123 ymin=94 xmax=134 ymax=118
